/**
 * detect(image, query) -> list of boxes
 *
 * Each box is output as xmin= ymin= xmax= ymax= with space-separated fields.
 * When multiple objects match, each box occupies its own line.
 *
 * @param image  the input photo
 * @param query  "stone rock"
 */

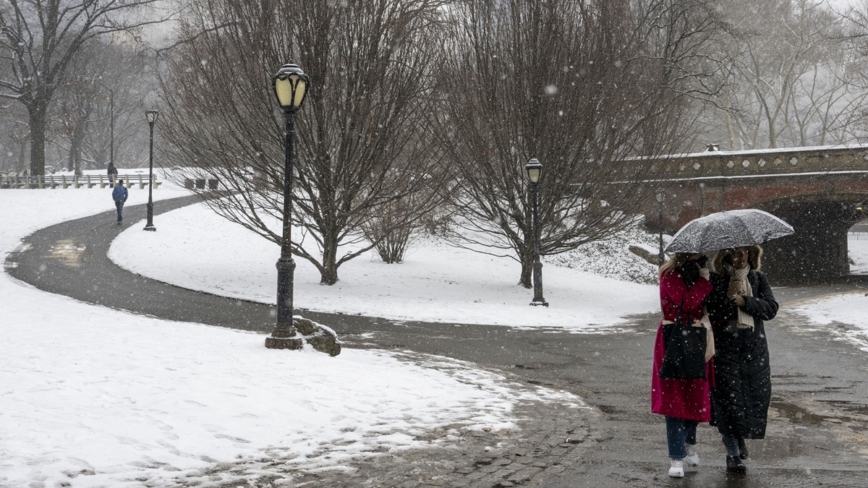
xmin=629 ymin=245 xmax=659 ymax=265
xmin=294 ymin=317 xmax=342 ymax=356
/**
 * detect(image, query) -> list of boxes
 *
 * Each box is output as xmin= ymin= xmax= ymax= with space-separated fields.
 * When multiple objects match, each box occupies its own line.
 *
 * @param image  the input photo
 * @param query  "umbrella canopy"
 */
xmin=664 ymin=209 xmax=794 ymax=254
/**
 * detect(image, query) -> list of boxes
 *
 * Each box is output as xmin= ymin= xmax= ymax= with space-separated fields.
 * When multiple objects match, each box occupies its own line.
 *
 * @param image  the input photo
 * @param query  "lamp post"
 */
xmin=144 ymin=110 xmax=158 ymax=232
xmin=265 ymin=62 xmax=310 ymax=350
xmin=97 ymin=82 xmax=114 ymax=174
xmin=655 ymin=188 xmax=666 ymax=265
xmin=526 ymin=158 xmax=548 ymax=307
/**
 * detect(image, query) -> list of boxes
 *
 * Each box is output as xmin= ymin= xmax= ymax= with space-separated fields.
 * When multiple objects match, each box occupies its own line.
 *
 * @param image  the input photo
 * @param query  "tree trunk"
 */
xmin=17 ymin=136 xmax=30 ymax=173
xmin=70 ymin=122 xmax=86 ymax=176
xmin=319 ymin=233 xmax=340 ymax=285
xmin=519 ymin=243 xmax=533 ymax=289
xmin=28 ymin=105 xmax=48 ymax=176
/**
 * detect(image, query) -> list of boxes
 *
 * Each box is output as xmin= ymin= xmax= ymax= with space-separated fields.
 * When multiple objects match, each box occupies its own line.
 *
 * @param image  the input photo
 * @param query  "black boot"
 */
xmin=726 ymin=455 xmax=746 ymax=473
xmin=737 ymin=437 xmax=748 ymax=460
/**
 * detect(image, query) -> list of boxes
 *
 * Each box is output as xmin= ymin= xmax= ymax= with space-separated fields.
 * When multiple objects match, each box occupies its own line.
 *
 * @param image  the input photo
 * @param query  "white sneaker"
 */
xmin=684 ymin=445 xmax=700 ymax=466
xmin=669 ymin=459 xmax=685 ymax=478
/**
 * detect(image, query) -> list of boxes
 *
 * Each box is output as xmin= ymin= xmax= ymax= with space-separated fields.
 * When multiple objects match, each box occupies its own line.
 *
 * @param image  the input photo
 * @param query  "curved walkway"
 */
xmin=7 ymin=195 xmax=280 ymax=331
xmin=7 ymin=197 xmax=868 ymax=487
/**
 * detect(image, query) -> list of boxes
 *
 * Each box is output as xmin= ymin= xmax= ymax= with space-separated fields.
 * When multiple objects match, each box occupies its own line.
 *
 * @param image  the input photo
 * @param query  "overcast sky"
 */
xmin=828 ymin=0 xmax=861 ymax=11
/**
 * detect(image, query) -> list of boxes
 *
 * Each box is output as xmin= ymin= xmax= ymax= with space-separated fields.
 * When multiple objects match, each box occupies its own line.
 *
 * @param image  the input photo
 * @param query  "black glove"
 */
xmin=679 ymin=260 xmax=701 ymax=287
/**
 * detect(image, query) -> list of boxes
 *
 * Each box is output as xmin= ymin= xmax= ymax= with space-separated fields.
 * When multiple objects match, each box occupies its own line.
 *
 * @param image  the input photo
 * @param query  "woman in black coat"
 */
xmin=705 ymin=245 xmax=779 ymax=473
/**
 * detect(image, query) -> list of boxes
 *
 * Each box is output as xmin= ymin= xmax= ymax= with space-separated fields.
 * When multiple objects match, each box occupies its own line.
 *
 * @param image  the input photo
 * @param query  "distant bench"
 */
xmin=0 ymin=174 xmax=161 ymax=190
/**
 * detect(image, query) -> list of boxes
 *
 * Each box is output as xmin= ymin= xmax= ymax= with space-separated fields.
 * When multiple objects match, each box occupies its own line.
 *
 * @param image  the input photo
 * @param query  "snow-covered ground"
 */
xmin=109 ymin=203 xmax=661 ymax=330
xmin=849 ymin=231 xmax=868 ymax=274
xmin=790 ymin=287 xmax=868 ymax=354
xmin=0 ymin=185 xmax=584 ymax=488
xmin=790 ymin=292 xmax=868 ymax=353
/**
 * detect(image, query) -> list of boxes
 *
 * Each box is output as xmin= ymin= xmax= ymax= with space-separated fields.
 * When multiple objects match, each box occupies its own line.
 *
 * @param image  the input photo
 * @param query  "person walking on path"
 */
xmin=112 ymin=180 xmax=128 ymax=225
xmin=651 ymin=252 xmax=714 ymax=478
xmin=705 ymin=246 xmax=779 ymax=474
xmin=107 ymin=162 xmax=118 ymax=186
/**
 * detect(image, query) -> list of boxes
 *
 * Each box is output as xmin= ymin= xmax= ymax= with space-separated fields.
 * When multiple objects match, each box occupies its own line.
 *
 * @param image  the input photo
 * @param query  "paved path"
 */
xmin=6 ymin=196 xmax=868 ymax=487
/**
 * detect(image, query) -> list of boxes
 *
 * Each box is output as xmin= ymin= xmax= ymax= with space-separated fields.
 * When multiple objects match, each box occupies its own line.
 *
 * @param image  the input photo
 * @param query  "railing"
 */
xmin=0 ymin=174 xmax=161 ymax=190
xmin=622 ymin=144 xmax=868 ymax=182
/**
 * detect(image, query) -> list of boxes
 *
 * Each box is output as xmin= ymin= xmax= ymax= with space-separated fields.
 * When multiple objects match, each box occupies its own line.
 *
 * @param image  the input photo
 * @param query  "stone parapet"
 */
xmin=627 ymin=144 xmax=868 ymax=181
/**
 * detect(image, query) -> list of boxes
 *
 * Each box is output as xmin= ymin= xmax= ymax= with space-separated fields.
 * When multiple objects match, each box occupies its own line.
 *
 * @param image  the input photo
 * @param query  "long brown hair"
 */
xmin=712 ymin=245 xmax=763 ymax=273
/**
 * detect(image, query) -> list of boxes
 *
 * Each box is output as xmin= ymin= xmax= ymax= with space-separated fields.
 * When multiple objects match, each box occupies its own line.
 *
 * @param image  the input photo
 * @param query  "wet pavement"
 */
xmin=6 ymin=196 xmax=868 ymax=487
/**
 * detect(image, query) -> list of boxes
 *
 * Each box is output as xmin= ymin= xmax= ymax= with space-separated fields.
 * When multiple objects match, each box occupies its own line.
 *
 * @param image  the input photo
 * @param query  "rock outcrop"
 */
xmin=294 ymin=317 xmax=342 ymax=356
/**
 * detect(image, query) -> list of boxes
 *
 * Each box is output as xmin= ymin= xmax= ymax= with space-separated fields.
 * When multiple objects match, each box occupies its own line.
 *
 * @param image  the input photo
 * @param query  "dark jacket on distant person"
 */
xmin=112 ymin=184 xmax=128 ymax=202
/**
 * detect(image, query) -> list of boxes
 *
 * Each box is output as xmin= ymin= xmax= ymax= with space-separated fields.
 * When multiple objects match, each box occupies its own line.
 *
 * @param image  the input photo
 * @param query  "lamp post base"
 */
xmin=145 ymin=202 xmax=155 ymax=232
xmin=265 ymin=336 xmax=303 ymax=349
xmin=531 ymin=260 xmax=547 ymax=307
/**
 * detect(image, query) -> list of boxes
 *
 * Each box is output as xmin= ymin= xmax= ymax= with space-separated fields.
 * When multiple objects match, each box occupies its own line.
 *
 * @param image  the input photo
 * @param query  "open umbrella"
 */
xmin=664 ymin=209 xmax=794 ymax=254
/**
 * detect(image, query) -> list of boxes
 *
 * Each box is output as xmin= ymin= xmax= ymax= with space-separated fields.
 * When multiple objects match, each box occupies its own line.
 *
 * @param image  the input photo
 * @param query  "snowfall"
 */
xmin=2 ymin=172 xmax=868 ymax=487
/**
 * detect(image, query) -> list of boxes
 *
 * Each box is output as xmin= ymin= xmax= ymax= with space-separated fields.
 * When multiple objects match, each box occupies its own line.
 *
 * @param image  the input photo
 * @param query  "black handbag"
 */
xmin=659 ymin=298 xmax=707 ymax=380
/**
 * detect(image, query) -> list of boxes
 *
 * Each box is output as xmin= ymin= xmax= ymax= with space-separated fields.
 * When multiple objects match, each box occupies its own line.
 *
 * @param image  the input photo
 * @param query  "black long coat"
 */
xmin=705 ymin=270 xmax=779 ymax=439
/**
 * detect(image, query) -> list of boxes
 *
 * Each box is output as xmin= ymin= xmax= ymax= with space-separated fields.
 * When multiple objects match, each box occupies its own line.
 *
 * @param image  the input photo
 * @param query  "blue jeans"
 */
xmin=666 ymin=416 xmax=698 ymax=459
xmin=115 ymin=199 xmax=124 ymax=222
xmin=722 ymin=434 xmax=741 ymax=457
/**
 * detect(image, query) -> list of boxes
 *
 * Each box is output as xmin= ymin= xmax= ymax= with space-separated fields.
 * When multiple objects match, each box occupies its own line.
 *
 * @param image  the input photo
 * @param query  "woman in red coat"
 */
xmin=651 ymin=252 xmax=713 ymax=478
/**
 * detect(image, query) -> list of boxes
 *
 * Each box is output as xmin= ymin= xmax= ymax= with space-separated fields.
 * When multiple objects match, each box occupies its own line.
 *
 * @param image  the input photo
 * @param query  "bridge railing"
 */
xmin=627 ymin=145 xmax=868 ymax=181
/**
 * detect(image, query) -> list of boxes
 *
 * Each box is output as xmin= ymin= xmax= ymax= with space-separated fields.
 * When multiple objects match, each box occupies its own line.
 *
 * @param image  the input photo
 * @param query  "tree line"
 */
xmin=3 ymin=0 xmax=868 ymax=287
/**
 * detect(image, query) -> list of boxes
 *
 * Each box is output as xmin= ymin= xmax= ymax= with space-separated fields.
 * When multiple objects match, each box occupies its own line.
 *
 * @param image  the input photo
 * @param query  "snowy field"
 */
xmin=0 ymin=185 xmax=584 ymax=488
xmin=109 ymin=202 xmax=661 ymax=330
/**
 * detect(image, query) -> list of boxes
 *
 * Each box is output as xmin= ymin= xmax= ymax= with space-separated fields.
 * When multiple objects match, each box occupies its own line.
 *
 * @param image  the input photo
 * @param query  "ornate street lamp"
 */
xmin=144 ymin=110 xmax=158 ymax=232
xmin=655 ymin=188 xmax=666 ymax=265
xmin=265 ymin=62 xmax=310 ymax=350
xmin=526 ymin=158 xmax=548 ymax=307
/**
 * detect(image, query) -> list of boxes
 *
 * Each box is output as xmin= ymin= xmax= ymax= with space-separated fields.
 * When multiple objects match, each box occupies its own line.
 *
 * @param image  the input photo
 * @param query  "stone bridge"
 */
xmin=640 ymin=145 xmax=868 ymax=285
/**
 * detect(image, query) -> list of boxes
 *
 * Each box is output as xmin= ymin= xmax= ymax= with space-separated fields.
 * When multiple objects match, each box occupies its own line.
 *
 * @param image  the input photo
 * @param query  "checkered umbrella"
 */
xmin=664 ymin=209 xmax=794 ymax=253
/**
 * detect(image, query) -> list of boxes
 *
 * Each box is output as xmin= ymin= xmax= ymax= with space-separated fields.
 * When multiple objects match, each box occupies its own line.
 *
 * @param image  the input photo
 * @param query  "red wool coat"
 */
xmin=650 ymin=269 xmax=714 ymax=422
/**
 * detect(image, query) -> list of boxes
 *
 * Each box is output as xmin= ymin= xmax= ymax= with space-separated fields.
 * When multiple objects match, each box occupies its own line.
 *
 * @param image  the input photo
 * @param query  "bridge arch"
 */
xmin=757 ymin=196 xmax=864 ymax=285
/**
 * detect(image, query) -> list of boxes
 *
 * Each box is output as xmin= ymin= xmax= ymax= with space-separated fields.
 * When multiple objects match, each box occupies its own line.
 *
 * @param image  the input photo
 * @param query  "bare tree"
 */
xmin=0 ymin=97 xmax=30 ymax=173
xmin=56 ymin=75 xmax=94 ymax=175
xmin=786 ymin=47 xmax=868 ymax=145
xmin=86 ymin=43 xmax=153 ymax=170
xmin=835 ymin=0 xmax=868 ymax=142
xmin=54 ymin=41 xmax=104 ymax=175
xmin=638 ymin=0 xmax=732 ymax=102
xmin=700 ymin=0 xmax=863 ymax=149
xmin=430 ymin=0 xmax=710 ymax=287
xmin=0 ymin=0 xmax=168 ymax=176
xmin=362 ymin=197 xmax=416 ymax=264
xmin=160 ymin=0 xmax=448 ymax=284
